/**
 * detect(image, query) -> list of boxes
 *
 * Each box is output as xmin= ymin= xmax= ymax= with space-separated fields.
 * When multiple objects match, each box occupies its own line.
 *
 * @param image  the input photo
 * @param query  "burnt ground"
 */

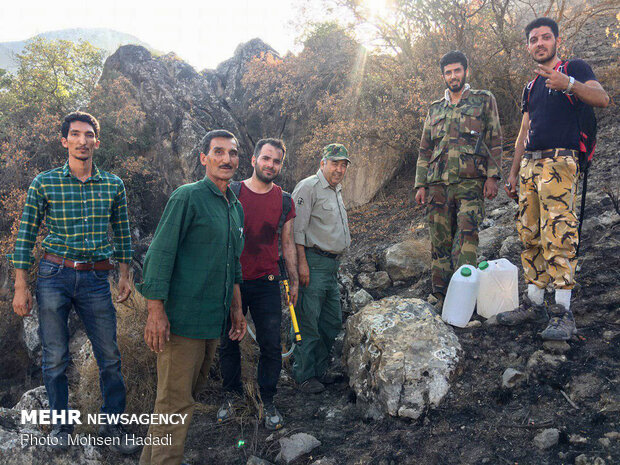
xmin=100 ymin=160 xmax=620 ymax=465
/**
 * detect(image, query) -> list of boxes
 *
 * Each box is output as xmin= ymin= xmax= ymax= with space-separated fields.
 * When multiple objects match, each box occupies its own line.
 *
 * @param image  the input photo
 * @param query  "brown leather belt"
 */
xmin=43 ymin=253 xmax=114 ymax=271
xmin=524 ymin=148 xmax=577 ymax=160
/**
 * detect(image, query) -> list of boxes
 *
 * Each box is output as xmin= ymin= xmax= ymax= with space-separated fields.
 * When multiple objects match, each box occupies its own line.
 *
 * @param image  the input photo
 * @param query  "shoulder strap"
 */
xmin=229 ymin=181 xmax=242 ymax=197
xmin=279 ymin=191 xmax=292 ymax=231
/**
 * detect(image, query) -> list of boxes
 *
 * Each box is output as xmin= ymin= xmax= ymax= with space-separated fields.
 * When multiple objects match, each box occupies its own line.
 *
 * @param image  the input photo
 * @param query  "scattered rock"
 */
xmin=598 ymin=437 xmax=611 ymax=448
xmin=526 ymin=350 xmax=567 ymax=381
xmin=276 ymin=433 xmax=321 ymax=464
xmin=13 ymin=386 xmax=48 ymax=411
xmin=351 ymin=289 xmax=373 ymax=312
xmin=498 ymin=235 xmax=522 ymax=265
xmin=542 ymin=340 xmax=571 ymax=354
xmin=383 ymin=239 xmax=429 ymax=281
xmin=357 ymin=271 xmax=391 ymax=291
xmin=427 ymin=294 xmax=438 ymax=305
xmin=569 ymin=434 xmax=588 ymax=444
xmin=358 ymin=262 xmax=377 ymax=273
xmin=393 ymin=280 xmax=405 ymax=287
xmin=248 ymin=456 xmax=274 ymax=465
xmin=602 ymin=330 xmax=617 ymax=341
xmin=575 ymin=455 xmax=606 ymax=465
xmin=344 ymin=297 xmax=461 ymax=419
xmin=533 ymin=428 xmax=560 ymax=449
xmin=501 ymin=368 xmax=526 ymax=389
xmin=309 ymin=459 xmax=336 ymax=465
xmin=480 ymin=217 xmax=495 ymax=229
xmin=604 ymin=431 xmax=620 ymax=439
xmin=466 ymin=320 xmax=482 ymax=328
xmin=478 ymin=225 xmax=510 ymax=260
xmin=483 ymin=315 xmax=498 ymax=326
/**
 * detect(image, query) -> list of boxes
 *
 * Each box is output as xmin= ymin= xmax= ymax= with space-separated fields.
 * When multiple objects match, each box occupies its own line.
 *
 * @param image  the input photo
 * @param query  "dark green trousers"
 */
xmin=292 ymin=249 xmax=342 ymax=383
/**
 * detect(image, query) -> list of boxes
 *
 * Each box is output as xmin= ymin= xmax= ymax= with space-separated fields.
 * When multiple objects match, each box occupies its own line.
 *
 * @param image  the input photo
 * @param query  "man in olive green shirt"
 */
xmin=137 ymin=129 xmax=247 ymax=465
xmin=291 ymin=143 xmax=351 ymax=393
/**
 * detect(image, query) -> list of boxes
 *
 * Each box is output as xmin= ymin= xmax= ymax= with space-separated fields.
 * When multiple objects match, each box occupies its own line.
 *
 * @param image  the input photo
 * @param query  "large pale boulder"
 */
xmin=383 ymin=238 xmax=430 ymax=282
xmin=344 ymin=297 xmax=461 ymax=419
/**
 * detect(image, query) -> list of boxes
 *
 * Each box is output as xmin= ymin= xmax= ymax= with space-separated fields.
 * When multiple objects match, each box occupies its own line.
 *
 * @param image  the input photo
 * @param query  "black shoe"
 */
xmin=541 ymin=305 xmax=577 ymax=341
xmin=496 ymin=294 xmax=548 ymax=326
xmin=98 ymin=423 xmax=141 ymax=455
xmin=298 ymin=377 xmax=325 ymax=394
xmin=49 ymin=425 xmax=72 ymax=450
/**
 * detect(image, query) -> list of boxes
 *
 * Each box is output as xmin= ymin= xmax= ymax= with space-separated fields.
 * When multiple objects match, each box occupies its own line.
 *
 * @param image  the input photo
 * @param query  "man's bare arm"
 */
xmin=281 ymin=219 xmax=298 ymax=305
xmin=12 ymin=269 xmax=33 ymax=317
xmin=505 ymin=112 xmax=530 ymax=199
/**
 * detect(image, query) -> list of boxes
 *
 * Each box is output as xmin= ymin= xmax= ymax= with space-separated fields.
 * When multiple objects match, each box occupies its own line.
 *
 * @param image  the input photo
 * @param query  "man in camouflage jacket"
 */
xmin=415 ymin=51 xmax=503 ymax=303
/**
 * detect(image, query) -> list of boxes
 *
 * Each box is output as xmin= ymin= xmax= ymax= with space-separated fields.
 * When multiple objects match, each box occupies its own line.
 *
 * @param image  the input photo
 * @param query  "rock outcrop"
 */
xmin=344 ymin=297 xmax=461 ymax=419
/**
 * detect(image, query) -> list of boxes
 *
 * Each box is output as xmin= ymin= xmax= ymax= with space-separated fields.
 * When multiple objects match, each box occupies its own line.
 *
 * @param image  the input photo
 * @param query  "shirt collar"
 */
xmin=203 ymin=176 xmax=239 ymax=205
xmin=443 ymin=83 xmax=471 ymax=105
xmin=316 ymin=169 xmax=342 ymax=192
xmin=62 ymin=161 xmax=102 ymax=182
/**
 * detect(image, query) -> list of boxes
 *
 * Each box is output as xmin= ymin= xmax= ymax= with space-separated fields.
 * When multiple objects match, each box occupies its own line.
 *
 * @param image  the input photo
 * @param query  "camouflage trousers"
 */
xmin=427 ymin=179 xmax=484 ymax=297
xmin=517 ymin=154 xmax=579 ymax=290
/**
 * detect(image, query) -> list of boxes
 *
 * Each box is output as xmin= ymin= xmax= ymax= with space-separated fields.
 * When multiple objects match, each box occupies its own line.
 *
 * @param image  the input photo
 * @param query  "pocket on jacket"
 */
xmin=459 ymin=152 xmax=487 ymax=178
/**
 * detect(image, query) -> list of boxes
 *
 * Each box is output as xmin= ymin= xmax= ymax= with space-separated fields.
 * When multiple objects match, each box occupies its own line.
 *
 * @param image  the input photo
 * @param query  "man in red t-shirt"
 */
xmin=218 ymin=138 xmax=297 ymax=430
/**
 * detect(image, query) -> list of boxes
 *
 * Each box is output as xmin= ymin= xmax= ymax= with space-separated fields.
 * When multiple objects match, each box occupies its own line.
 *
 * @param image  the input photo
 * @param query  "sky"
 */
xmin=0 ymin=0 xmax=302 ymax=70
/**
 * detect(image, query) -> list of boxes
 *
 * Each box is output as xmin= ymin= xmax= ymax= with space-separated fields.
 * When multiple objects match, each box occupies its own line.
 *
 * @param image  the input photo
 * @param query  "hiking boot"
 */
xmin=541 ymin=305 xmax=577 ymax=341
xmin=496 ymin=295 xmax=548 ymax=326
xmin=98 ymin=423 xmax=141 ymax=454
xmin=263 ymin=402 xmax=284 ymax=430
xmin=49 ymin=425 xmax=71 ymax=450
xmin=298 ymin=377 xmax=325 ymax=394
xmin=217 ymin=395 xmax=237 ymax=423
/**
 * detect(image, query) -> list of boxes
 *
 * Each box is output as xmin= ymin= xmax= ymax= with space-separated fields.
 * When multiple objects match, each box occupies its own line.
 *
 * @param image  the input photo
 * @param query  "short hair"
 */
xmin=525 ymin=17 xmax=559 ymax=40
xmin=253 ymin=138 xmax=287 ymax=161
xmin=61 ymin=111 xmax=100 ymax=138
xmin=439 ymin=51 xmax=468 ymax=73
xmin=201 ymin=129 xmax=238 ymax=153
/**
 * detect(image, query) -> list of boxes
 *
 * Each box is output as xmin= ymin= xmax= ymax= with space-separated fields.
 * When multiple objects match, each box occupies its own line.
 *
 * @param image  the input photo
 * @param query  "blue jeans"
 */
xmin=219 ymin=280 xmax=282 ymax=403
xmin=35 ymin=258 xmax=126 ymax=420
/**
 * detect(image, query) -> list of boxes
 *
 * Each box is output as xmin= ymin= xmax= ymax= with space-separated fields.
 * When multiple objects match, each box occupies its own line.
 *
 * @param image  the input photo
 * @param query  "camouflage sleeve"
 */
xmin=484 ymin=93 xmax=503 ymax=179
xmin=414 ymin=111 xmax=433 ymax=189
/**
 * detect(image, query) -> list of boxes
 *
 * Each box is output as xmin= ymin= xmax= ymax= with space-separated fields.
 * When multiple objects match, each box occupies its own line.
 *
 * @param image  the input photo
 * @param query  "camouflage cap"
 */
xmin=322 ymin=143 xmax=351 ymax=163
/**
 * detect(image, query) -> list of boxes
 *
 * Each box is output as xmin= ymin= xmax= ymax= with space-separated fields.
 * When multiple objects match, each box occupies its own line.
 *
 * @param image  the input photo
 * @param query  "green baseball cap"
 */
xmin=322 ymin=143 xmax=351 ymax=163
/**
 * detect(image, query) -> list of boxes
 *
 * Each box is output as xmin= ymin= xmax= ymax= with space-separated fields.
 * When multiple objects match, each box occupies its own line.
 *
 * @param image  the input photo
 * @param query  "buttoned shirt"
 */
xmin=292 ymin=170 xmax=351 ymax=255
xmin=9 ymin=162 xmax=132 ymax=269
xmin=415 ymin=85 xmax=503 ymax=188
xmin=136 ymin=177 xmax=244 ymax=339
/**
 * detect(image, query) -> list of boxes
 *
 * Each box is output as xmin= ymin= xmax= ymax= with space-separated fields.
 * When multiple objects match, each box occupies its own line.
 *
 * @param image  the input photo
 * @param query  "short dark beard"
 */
xmin=445 ymin=79 xmax=466 ymax=93
xmin=255 ymin=168 xmax=276 ymax=184
xmin=532 ymin=43 xmax=557 ymax=65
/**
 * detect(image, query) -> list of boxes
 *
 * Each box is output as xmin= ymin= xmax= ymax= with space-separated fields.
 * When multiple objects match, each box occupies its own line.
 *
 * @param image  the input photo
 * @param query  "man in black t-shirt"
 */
xmin=500 ymin=17 xmax=609 ymax=340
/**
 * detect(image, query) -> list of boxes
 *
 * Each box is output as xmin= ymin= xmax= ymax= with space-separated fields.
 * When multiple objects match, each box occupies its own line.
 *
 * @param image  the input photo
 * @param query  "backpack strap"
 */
xmin=229 ymin=180 xmax=242 ymax=198
xmin=279 ymin=191 xmax=292 ymax=232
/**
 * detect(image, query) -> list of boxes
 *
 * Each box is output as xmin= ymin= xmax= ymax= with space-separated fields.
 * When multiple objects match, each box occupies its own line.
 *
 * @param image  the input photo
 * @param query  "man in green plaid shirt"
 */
xmin=9 ymin=111 xmax=138 ymax=454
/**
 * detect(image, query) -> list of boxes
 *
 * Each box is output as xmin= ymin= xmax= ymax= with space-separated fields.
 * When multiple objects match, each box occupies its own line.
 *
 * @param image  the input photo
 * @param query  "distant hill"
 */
xmin=0 ymin=28 xmax=155 ymax=72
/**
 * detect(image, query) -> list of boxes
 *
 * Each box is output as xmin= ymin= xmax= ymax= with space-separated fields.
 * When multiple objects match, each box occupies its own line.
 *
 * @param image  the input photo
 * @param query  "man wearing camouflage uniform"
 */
xmin=415 ymin=51 xmax=502 ymax=304
xmin=500 ymin=18 xmax=609 ymax=339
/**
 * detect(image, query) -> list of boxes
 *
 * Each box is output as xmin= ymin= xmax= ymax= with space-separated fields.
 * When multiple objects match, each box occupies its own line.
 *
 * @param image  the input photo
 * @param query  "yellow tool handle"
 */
xmin=283 ymin=279 xmax=302 ymax=344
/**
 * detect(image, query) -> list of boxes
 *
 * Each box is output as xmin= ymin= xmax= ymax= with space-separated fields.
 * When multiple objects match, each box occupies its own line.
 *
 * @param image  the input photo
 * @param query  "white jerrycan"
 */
xmin=442 ymin=265 xmax=480 ymax=328
xmin=476 ymin=259 xmax=519 ymax=319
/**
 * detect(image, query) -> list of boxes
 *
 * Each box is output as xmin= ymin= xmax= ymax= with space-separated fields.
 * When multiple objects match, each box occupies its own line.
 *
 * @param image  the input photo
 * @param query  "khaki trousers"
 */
xmin=517 ymin=155 xmax=579 ymax=290
xmin=139 ymin=333 xmax=218 ymax=465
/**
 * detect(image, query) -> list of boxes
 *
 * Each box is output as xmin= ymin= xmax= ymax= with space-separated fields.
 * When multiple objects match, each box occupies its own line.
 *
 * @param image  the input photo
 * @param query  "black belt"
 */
xmin=524 ymin=148 xmax=577 ymax=160
xmin=308 ymin=246 xmax=340 ymax=259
